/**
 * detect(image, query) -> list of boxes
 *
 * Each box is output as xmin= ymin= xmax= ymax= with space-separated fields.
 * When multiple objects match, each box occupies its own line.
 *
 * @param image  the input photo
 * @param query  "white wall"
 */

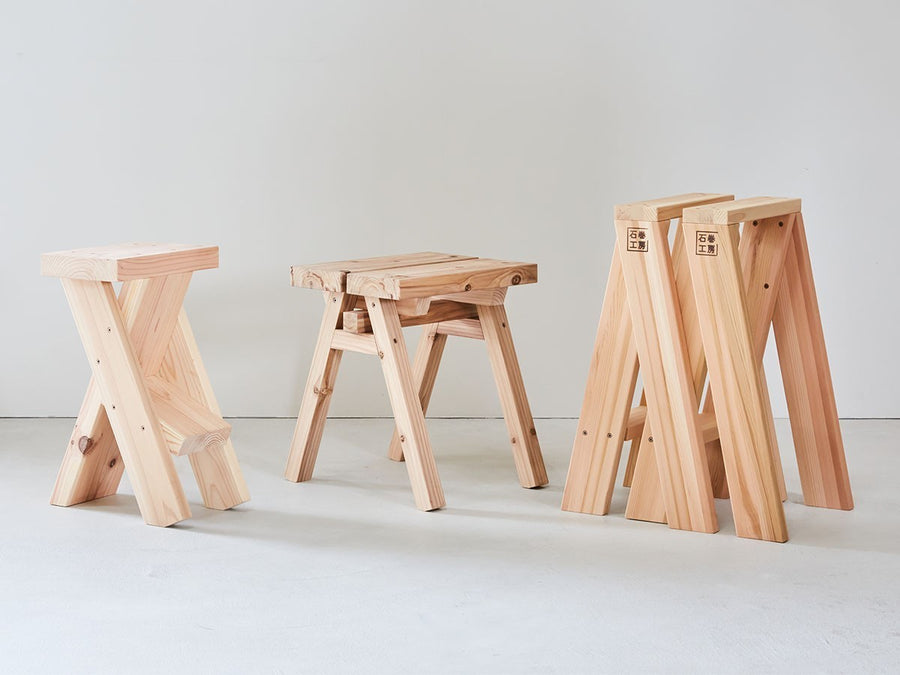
xmin=2 ymin=0 xmax=898 ymax=418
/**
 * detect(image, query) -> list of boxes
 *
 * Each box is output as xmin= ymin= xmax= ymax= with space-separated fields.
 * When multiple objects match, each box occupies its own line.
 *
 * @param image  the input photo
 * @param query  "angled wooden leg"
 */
xmin=683 ymin=221 xmax=788 ymax=542
xmin=160 ymin=309 xmax=250 ymax=509
xmin=616 ymin=219 xmax=717 ymax=533
xmin=285 ymin=291 xmax=356 ymax=482
xmin=773 ymin=214 xmax=853 ymax=509
xmin=478 ymin=303 xmax=548 ymax=488
xmin=61 ymin=279 xmax=190 ymax=527
xmin=562 ymin=249 xmax=639 ymax=514
xmin=51 ymin=380 xmax=124 ymax=506
xmin=626 ymin=224 xmax=714 ymax=522
xmin=622 ymin=391 xmax=646 ymax=487
xmin=388 ymin=323 xmax=448 ymax=462
xmin=51 ymin=274 xmax=191 ymax=509
xmin=367 ymin=297 xmax=445 ymax=511
xmin=625 ymin=423 xmax=667 ymax=523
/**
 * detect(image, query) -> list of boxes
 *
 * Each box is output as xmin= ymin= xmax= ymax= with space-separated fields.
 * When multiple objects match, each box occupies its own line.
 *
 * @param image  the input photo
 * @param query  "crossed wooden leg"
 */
xmin=52 ymin=275 xmax=248 ymax=526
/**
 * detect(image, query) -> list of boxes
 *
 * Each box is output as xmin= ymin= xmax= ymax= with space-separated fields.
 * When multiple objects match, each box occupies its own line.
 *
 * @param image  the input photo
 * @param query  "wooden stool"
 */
xmin=42 ymin=243 xmax=249 ymax=527
xmin=285 ymin=252 xmax=548 ymax=511
xmin=562 ymin=195 xmax=852 ymax=542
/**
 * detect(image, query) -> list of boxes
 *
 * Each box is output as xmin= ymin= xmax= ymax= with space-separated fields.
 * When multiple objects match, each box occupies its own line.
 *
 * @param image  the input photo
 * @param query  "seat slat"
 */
xmin=41 ymin=243 xmax=218 ymax=281
xmin=347 ymin=258 xmax=537 ymax=299
xmin=615 ymin=193 xmax=734 ymax=222
xmin=291 ymin=252 xmax=477 ymax=292
xmin=683 ymin=197 xmax=801 ymax=225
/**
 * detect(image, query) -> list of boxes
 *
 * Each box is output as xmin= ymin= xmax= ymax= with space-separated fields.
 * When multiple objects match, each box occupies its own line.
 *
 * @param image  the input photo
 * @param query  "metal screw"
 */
xmin=582 ymin=430 xmax=588 ymax=436
xmin=464 ymin=284 xmax=472 ymax=291
xmin=752 ymin=220 xmax=758 ymax=226
xmin=778 ymin=221 xmax=784 ymax=227
xmin=648 ymin=436 xmax=654 ymax=443
xmin=764 ymin=283 xmax=770 ymax=289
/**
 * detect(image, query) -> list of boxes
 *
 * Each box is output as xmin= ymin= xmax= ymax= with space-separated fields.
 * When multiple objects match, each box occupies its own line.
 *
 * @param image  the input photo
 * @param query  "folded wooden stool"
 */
xmin=562 ymin=195 xmax=852 ymax=541
xmin=285 ymin=252 xmax=548 ymax=511
xmin=42 ymin=243 xmax=249 ymax=527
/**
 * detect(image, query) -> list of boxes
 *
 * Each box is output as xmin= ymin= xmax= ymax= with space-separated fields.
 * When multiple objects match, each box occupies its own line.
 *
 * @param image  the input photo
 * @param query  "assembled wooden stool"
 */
xmin=42 ymin=243 xmax=249 ymax=527
xmin=285 ymin=252 xmax=548 ymax=511
xmin=562 ymin=195 xmax=852 ymax=542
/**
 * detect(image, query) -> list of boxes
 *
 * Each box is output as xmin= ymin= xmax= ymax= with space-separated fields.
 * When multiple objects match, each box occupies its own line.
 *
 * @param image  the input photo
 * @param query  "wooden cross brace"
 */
xmin=44 ymin=245 xmax=249 ymax=526
xmin=562 ymin=195 xmax=852 ymax=542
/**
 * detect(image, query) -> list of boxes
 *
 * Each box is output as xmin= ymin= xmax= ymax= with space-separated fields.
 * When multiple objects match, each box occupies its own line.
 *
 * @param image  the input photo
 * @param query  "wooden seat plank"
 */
xmin=290 ymin=252 xmax=477 ymax=292
xmin=615 ymin=193 xmax=734 ymax=222
xmin=683 ymin=197 xmax=802 ymax=225
xmin=346 ymin=258 xmax=537 ymax=299
xmin=41 ymin=243 xmax=218 ymax=281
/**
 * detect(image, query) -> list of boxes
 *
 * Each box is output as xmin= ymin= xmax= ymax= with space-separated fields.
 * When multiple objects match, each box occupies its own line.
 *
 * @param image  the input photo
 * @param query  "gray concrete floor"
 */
xmin=0 ymin=418 xmax=898 ymax=674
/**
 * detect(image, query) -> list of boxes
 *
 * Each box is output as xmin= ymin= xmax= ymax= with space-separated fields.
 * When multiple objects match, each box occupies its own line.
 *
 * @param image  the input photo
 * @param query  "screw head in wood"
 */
xmin=764 ymin=283 xmax=770 ymax=289
xmin=778 ymin=221 xmax=784 ymax=227
xmin=582 ymin=430 xmax=588 ymax=435
xmin=648 ymin=436 xmax=654 ymax=442
xmin=607 ymin=432 xmax=613 ymax=438
xmin=753 ymin=220 xmax=758 ymax=226
xmin=108 ymin=458 xmax=117 ymax=468
xmin=464 ymin=284 xmax=472 ymax=291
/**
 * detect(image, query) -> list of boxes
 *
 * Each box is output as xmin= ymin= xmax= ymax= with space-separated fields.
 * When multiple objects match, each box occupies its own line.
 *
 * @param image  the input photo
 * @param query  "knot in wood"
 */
xmin=77 ymin=436 xmax=94 ymax=455
xmin=511 ymin=275 xmax=521 ymax=285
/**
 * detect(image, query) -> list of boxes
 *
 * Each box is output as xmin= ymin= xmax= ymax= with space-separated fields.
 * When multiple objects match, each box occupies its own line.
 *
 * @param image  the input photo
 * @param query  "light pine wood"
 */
xmin=331 ymin=329 xmax=379 ymax=355
xmin=367 ymin=297 xmax=446 ymax=511
xmin=388 ymin=323 xmax=448 ymax=462
xmin=145 ymin=376 xmax=231 ymax=456
xmin=773 ymin=214 xmax=853 ymax=509
xmin=682 ymin=221 xmax=788 ymax=542
xmin=346 ymin=259 xmax=537 ymax=300
xmin=625 ymin=224 xmax=714 ymax=523
xmin=51 ymin=274 xmax=191 ymax=511
xmin=624 ymin=406 xmax=647 ymax=441
xmin=160 ymin=309 xmax=250 ymax=510
xmin=42 ymin=243 xmax=218 ymax=282
xmin=683 ymin=197 xmax=801 ymax=226
xmin=342 ymin=300 xmax=478 ymax=334
xmin=291 ymin=253 xmax=476 ymax=291
xmin=284 ymin=292 xmax=356 ymax=482
xmin=621 ymin=391 xmax=647 ymax=487
xmin=478 ymin=303 xmax=549 ymax=488
xmin=434 ymin=288 xmax=508 ymax=305
xmin=288 ymin=255 xmax=545 ymax=509
xmin=50 ymin=380 xmax=124 ymax=506
xmin=435 ymin=318 xmax=484 ymax=340
xmin=615 ymin=193 xmax=735 ymax=222
xmin=561 ymin=249 xmax=639 ymax=515
xmin=60 ymin=279 xmax=190 ymax=527
xmin=615 ymin=219 xmax=717 ymax=533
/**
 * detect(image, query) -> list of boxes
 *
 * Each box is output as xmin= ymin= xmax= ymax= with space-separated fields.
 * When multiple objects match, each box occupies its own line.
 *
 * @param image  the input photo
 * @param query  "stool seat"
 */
xmin=683 ymin=196 xmax=801 ymax=225
xmin=291 ymin=252 xmax=537 ymax=299
xmin=41 ymin=242 xmax=219 ymax=281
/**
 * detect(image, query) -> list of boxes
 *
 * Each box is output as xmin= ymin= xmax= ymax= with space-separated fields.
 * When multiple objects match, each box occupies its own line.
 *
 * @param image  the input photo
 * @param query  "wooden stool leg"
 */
xmin=367 ymin=297 xmax=445 ymax=511
xmin=161 ymin=309 xmax=250 ymax=509
xmin=285 ymin=292 xmax=356 ymax=482
xmin=562 ymin=250 xmax=639 ymax=514
xmin=478 ymin=303 xmax=548 ymax=488
xmin=683 ymin=222 xmax=788 ymax=542
xmin=51 ymin=380 xmax=124 ymax=506
xmin=773 ymin=214 xmax=853 ymax=509
xmin=61 ymin=279 xmax=190 ymax=527
xmin=626 ymin=224 xmax=714 ymax=523
xmin=388 ymin=323 xmax=448 ymax=462
xmin=616 ymin=219 xmax=717 ymax=533
xmin=621 ymin=392 xmax=646 ymax=487
xmin=625 ymin=423 xmax=667 ymax=523
xmin=51 ymin=274 xmax=191 ymax=510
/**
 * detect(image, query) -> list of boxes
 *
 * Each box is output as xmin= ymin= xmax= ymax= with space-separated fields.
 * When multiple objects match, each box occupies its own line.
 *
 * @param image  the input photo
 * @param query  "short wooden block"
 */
xmin=42 ymin=243 xmax=218 ymax=281
xmin=342 ymin=300 xmax=478 ymax=334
